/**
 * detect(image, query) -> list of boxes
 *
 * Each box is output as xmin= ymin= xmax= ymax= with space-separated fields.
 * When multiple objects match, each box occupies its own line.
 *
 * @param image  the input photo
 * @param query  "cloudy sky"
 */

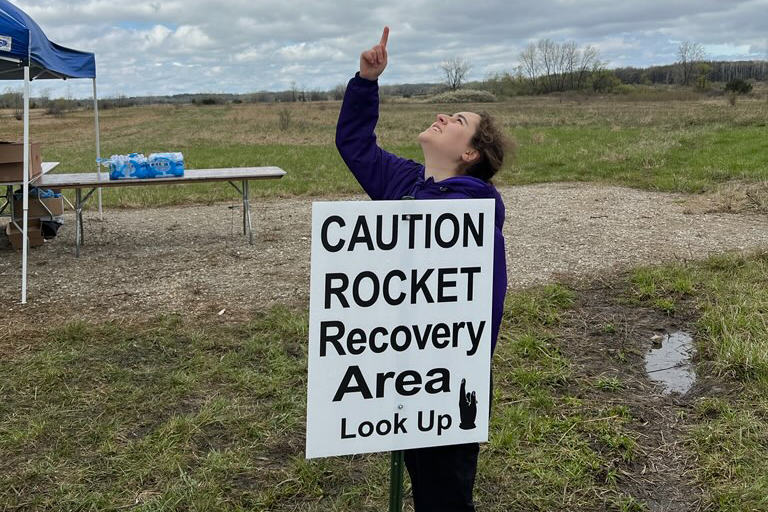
xmin=6 ymin=0 xmax=768 ymax=98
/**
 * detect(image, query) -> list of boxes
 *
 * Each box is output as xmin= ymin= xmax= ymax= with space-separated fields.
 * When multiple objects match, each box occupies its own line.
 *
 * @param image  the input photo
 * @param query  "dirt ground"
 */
xmin=1 ymin=182 xmax=766 ymax=332
xmin=558 ymin=282 xmax=716 ymax=512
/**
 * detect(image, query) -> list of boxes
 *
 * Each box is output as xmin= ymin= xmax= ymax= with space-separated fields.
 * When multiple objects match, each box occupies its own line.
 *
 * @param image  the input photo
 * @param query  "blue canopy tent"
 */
xmin=0 ymin=0 xmax=102 ymax=303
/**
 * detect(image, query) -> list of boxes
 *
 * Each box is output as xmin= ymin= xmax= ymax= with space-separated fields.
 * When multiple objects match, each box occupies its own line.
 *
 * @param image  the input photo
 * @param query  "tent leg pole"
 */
xmin=21 ymin=66 xmax=30 ymax=304
xmin=93 ymin=78 xmax=103 ymax=220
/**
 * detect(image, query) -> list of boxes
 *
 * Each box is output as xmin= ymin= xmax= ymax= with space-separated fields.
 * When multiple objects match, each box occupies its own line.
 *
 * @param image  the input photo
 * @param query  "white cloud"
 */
xmin=141 ymin=25 xmax=173 ymax=50
xmin=704 ymin=43 xmax=753 ymax=57
xmin=233 ymin=42 xmax=281 ymax=63
xmin=6 ymin=0 xmax=767 ymax=97
xmin=278 ymin=42 xmax=344 ymax=61
xmin=204 ymin=66 xmax=223 ymax=77
xmin=170 ymin=25 xmax=215 ymax=50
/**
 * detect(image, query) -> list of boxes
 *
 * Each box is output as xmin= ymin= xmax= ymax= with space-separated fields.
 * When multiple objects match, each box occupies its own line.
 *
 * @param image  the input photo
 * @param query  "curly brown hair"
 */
xmin=462 ymin=112 xmax=514 ymax=183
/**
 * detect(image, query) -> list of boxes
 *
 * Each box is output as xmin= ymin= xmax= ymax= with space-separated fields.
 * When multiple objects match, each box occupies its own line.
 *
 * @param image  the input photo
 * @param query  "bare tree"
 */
xmin=537 ymin=39 xmax=557 ymax=92
xmin=331 ymin=83 xmax=346 ymax=101
xmin=696 ymin=62 xmax=712 ymax=89
xmin=575 ymin=45 xmax=600 ymax=90
xmin=516 ymin=40 xmax=601 ymax=94
xmin=677 ymin=41 xmax=706 ymax=85
xmin=562 ymin=41 xmax=578 ymax=90
xmin=519 ymin=44 xmax=538 ymax=91
xmin=38 ymin=87 xmax=50 ymax=109
xmin=2 ymin=86 xmax=23 ymax=119
xmin=762 ymin=38 xmax=768 ymax=79
xmin=440 ymin=57 xmax=472 ymax=91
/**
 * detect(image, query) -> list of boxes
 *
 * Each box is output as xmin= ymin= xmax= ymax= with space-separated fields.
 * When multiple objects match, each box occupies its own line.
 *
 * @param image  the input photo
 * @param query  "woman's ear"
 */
xmin=461 ymin=149 xmax=479 ymax=164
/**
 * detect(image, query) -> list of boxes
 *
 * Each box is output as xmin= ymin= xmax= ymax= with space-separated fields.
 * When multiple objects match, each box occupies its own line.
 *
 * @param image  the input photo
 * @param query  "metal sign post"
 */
xmin=388 ymin=450 xmax=404 ymax=512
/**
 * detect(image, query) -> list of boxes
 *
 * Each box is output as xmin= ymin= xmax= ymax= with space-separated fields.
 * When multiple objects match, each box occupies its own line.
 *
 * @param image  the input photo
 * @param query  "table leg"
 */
xmin=243 ymin=180 xmax=253 ymax=245
xmin=0 ymin=185 xmax=9 ymax=216
xmin=75 ymin=188 xmax=82 ymax=257
xmin=7 ymin=185 xmax=21 ymax=232
xmin=241 ymin=180 xmax=247 ymax=236
xmin=79 ymin=202 xmax=85 ymax=246
xmin=5 ymin=186 xmax=11 ymax=222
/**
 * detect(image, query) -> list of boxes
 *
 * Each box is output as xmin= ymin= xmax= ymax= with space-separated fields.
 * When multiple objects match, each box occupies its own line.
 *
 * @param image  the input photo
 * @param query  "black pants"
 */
xmin=404 ymin=442 xmax=480 ymax=512
xmin=404 ymin=372 xmax=492 ymax=511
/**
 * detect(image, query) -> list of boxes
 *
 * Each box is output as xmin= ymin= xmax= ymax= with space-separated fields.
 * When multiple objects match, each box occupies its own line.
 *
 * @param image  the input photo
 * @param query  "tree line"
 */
xmin=480 ymin=40 xmax=767 ymax=96
xmin=2 ymin=39 xmax=765 ymax=111
xmin=614 ymin=61 xmax=768 ymax=86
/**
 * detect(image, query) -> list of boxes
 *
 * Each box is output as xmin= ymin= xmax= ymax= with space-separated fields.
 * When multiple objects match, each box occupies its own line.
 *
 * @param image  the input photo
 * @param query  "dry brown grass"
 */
xmin=3 ymin=95 xmax=767 ymax=148
xmin=683 ymin=181 xmax=768 ymax=214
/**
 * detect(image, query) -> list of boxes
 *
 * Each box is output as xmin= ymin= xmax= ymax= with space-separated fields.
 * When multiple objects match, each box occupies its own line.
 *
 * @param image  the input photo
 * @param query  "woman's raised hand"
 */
xmin=359 ymin=26 xmax=389 ymax=81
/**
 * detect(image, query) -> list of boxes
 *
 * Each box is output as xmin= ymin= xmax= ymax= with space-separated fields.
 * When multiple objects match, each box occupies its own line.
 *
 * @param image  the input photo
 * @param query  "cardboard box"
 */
xmin=12 ymin=196 xmax=64 ymax=219
xmin=5 ymin=219 xmax=44 ymax=250
xmin=0 ymin=141 xmax=42 ymax=183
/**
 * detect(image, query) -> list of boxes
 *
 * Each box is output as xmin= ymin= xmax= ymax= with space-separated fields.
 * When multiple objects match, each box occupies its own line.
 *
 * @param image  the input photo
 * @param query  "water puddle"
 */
xmin=644 ymin=331 xmax=696 ymax=395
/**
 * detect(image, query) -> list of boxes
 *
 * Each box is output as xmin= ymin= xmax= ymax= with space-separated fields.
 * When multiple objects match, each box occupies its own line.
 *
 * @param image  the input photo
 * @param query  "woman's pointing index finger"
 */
xmin=380 ymin=26 xmax=389 ymax=47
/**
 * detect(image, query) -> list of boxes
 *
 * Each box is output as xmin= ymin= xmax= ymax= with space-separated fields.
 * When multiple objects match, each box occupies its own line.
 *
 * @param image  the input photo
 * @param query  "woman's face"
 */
xmin=418 ymin=111 xmax=480 ymax=162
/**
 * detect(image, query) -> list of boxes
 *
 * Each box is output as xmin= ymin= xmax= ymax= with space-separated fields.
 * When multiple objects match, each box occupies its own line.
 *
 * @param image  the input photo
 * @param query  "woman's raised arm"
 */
xmin=336 ymin=26 xmax=423 ymax=200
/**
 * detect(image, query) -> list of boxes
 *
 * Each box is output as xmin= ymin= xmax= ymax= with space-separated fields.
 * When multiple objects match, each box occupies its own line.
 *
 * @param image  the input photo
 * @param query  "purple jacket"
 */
xmin=335 ymin=74 xmax=508 ymax=353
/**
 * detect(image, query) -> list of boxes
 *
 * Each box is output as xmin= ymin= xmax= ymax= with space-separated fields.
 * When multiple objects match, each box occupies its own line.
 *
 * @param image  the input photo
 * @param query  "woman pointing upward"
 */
xmin=336 ymin=26 xmax=510 ymax=512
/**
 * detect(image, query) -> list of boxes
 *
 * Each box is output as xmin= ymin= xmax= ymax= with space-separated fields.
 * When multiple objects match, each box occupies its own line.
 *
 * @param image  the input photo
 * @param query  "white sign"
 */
xmin=0 ymin=35 xmax=11 ymax=52
xmin=306 ymin=199 xmax=495 ymax=459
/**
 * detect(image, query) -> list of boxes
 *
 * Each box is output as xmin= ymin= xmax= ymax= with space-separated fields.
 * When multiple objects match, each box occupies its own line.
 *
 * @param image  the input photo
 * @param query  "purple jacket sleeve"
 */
xmin=335 ymin=74 xmax=423 ymax=200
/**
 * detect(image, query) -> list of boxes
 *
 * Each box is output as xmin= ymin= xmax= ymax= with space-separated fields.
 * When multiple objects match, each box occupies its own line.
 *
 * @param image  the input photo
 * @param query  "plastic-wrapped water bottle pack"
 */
xmin=100 ymin=152 xmax=184 ymax=180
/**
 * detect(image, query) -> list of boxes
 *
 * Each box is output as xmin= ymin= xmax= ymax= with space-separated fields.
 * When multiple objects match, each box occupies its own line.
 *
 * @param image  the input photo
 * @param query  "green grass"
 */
xmin=512 ymin=126 xmax=768 ymax=192
xmin=630 ymin=252 xmax=768 ymax=381
xmin=3 ymin=91 xmax=768 ymax=508
xmin=0 ymin=309 xmax=318 ymax=510
xmin=2 ymin=252 xmax=768 ymax=510
xmin=0 ymin=285 xmax=643 ymax=511
xmin=1 ymin=97 xmax=766 ymax=208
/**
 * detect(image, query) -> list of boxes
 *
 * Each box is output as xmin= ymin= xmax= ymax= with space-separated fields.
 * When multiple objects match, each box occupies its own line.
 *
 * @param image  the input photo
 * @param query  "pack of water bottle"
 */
xmin=100 ymin=152 xmax=184 ymax=180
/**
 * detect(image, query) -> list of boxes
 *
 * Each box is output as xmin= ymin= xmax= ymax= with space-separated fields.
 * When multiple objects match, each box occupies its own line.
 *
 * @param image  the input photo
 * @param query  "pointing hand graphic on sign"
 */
xmin=459 ymin=378 xmax=477 ymax=430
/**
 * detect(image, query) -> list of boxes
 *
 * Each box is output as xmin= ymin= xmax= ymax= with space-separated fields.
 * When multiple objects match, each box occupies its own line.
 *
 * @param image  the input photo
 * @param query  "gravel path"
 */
xmin=2 ymin=182 xmax=766 ymax=329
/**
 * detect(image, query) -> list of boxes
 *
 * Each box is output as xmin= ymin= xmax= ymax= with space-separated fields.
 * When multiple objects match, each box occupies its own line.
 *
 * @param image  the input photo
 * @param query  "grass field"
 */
xmin=2 ymin=252 xmax=767 ymax=510
xmin=1 ymin=96 xmax=768 ymax=510
xmin=1 ymin=95 xmax=767 ymax=207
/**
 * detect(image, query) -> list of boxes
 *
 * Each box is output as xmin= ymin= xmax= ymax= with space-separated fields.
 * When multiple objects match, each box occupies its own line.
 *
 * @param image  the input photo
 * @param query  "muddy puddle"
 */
xmin=644 ymin=331 xmax=696 ymax=395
